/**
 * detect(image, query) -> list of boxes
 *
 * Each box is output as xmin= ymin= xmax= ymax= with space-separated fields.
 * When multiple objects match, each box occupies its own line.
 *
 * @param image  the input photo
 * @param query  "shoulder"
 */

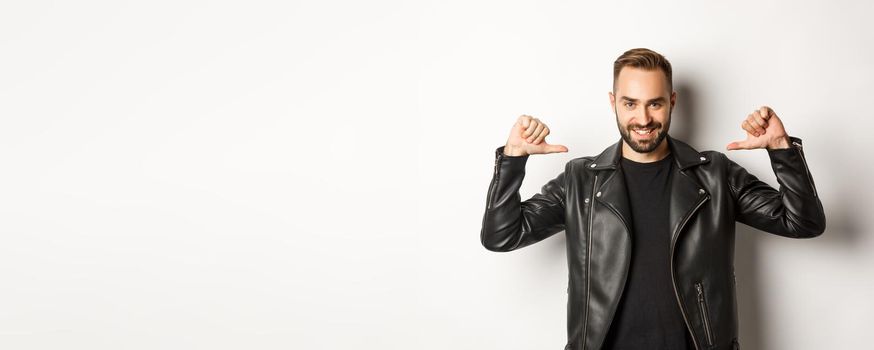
xmin=564 ymin=140 xmax=620 ymax=171
xmin=686 ymin=149 xmax=747 ymax=183
xmin=704 ymin=150 xmax=730 ymax=164
xmin=566 ymin=154 xmax=597 ymax=172
xmin=568 ymin=154 xmax=597 ymax=166
xmin=702 ymin=150 xmax=744 ymax=170
xmin=668 ymin=136 xmax=731 ymax=170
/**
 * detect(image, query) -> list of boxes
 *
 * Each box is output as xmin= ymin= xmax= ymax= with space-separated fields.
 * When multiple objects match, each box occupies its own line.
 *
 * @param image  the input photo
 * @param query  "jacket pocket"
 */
xmin=695 ymin=281 xmax=715 ymax=347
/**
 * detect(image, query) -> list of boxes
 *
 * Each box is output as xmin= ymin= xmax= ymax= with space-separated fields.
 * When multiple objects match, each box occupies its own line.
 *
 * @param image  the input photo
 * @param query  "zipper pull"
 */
xmin=695 ymin=283 xmax=704 ymax=302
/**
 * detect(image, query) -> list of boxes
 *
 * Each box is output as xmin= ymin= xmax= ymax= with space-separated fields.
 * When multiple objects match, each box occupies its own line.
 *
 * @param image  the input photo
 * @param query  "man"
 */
xmin=480 ymin=48 xmax=825 ymax=350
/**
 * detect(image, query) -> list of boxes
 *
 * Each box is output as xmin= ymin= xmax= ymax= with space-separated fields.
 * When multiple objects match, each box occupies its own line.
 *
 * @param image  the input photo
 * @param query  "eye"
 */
xmin=649 ymin=102 xmax=662 ymax=108
xmin=624 ymin=102 xmax=635 ymax=108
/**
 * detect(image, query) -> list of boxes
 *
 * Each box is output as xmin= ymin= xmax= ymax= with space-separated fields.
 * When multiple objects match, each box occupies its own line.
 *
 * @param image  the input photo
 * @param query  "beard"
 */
xmin=615 ymin=108 xmax=671 ymax=153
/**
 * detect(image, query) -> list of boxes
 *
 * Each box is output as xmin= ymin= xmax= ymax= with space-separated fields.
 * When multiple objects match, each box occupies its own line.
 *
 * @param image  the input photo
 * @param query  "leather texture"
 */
xmin=480 ymin=135 xmax=825 ymax=350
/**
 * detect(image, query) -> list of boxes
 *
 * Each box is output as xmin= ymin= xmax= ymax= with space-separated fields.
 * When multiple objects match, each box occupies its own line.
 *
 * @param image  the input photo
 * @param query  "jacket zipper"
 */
xmin=669 ymin=191 xmax=709 ymax=350
xmin=582 ymin=174 xmax=597 ymax=350
xmin=488 ymin=153 xmax=504 ymax=209
xmin=695 ymin=282 xmax=715 ymax=346
xmin=792 ymin=141 xmax=818 ymax=198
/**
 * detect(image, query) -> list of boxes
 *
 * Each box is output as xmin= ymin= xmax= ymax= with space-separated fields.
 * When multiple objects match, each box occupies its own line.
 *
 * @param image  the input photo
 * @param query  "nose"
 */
xmin=638 ymin=107 xmax=652 ymax=126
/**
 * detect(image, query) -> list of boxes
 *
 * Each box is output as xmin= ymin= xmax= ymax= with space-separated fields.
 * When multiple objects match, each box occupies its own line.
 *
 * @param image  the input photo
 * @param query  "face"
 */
xmin=609 ymin=67 xmax=676 ymax=153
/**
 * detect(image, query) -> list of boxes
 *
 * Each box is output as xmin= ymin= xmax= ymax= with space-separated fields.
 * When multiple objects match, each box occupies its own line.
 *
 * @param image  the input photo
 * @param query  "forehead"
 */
xmin=615 ymin=67 xmax=670 ymax=97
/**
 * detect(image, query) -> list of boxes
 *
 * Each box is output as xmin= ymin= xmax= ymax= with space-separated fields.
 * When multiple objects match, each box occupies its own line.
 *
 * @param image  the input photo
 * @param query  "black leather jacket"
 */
xmin=480 ymin=135 xmax=825 ymax=350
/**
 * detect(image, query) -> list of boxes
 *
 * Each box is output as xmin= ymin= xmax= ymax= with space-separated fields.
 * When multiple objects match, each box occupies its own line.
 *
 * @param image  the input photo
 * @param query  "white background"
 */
xmin=1 ymin=0 xmax=872 ymax=349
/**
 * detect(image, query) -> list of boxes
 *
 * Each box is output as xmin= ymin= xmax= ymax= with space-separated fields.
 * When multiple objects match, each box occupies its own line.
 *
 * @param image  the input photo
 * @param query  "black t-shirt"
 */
xmin=601 ymin=152 xmax=693 ymax=350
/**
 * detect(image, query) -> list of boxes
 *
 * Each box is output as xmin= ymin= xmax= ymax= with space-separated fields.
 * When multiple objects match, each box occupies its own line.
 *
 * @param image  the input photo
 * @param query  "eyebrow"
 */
xmin=620 ymin=96 xmax=667 ymax=103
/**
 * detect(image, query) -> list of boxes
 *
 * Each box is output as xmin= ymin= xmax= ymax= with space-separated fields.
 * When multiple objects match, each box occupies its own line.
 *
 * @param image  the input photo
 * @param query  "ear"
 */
xmin=608 ymin=91 xmax=615 ymax=110
xmin=670 ymin=90 xmax=677 ymax=111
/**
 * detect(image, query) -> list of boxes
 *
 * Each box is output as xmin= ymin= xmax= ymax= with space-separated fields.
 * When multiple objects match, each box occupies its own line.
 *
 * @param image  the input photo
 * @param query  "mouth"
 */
xmin=632 ymin=127 xmax=656 ymax=137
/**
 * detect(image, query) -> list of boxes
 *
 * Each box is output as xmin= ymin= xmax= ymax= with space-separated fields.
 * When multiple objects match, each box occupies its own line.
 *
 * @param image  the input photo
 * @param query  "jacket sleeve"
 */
xmin=480 ymin=145 xmax=567 ymax=252
xmin=726 ymin=136 xmax=826 ymax=238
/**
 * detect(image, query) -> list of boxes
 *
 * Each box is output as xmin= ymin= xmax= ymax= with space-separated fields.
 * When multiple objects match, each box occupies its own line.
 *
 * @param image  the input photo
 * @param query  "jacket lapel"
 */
xmin=588 ymin=139 xmax=632 ymax=233
xmin=665 ymin=136 xmax=711 ymax=244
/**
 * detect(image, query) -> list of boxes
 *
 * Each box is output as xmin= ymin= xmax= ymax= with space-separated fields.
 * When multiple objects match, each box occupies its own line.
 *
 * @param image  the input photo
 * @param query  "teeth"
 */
xmin=634 ymin=129 xmax=652 ymax=135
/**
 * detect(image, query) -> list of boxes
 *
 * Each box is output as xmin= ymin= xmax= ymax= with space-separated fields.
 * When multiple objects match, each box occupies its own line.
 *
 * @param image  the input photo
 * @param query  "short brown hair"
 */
xmin=613 ymin=48 xmax=672 ymax=92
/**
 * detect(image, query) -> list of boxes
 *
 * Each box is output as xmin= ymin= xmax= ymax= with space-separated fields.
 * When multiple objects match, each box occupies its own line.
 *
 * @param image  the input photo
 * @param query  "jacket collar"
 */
xmin=587 ymin=135 xmax=710 ymax=171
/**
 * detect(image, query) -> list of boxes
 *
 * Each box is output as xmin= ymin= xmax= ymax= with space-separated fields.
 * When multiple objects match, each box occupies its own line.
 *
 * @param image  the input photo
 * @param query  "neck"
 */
xmin=621 ymin=138 xmax=670 ymax=163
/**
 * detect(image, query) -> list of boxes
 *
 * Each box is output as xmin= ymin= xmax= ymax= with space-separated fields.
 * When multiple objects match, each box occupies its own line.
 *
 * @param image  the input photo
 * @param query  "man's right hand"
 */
xmin=503 ymin=115 xmax=569 ymax=156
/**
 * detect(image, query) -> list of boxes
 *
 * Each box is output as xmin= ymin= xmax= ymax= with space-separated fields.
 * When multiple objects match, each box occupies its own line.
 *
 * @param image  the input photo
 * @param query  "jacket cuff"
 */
xmin=765 ymin=136 xmax=819 ymax=197
xmin=494 ymin=146 xmax=529 ymax=176
xmin=765 ymin=136 xmax=802 ymax=157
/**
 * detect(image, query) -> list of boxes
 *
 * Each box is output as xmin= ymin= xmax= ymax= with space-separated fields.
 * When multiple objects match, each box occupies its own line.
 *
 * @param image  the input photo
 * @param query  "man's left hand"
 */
xmin=726 ymin=105 xmax=791 ymax=151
